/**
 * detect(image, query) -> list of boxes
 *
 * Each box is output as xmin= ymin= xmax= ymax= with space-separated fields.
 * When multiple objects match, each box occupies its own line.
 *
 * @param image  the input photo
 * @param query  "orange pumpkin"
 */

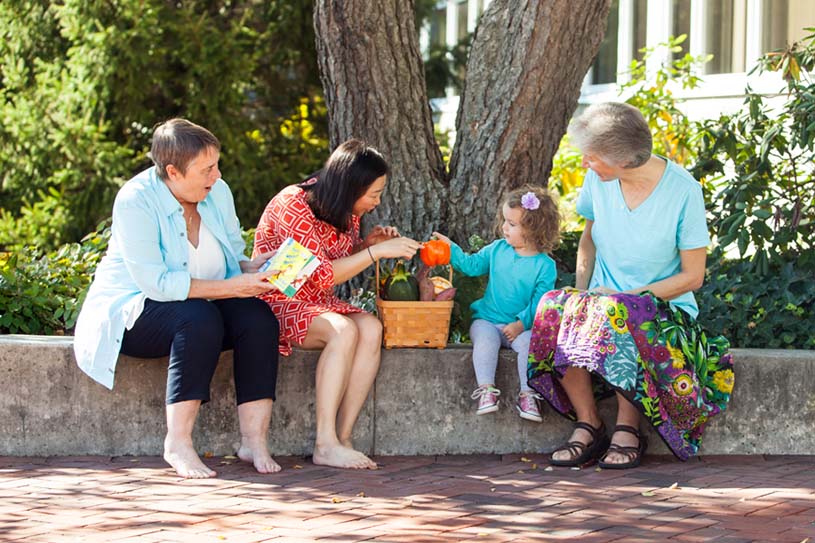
xmin=420 ymin=239 xmax=451 ymax=267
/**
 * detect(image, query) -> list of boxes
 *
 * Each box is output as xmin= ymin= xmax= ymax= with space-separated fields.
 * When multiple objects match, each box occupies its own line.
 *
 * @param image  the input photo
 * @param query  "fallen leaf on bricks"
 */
xmin=531 ymin=464 xmax=537 ymax=470
xmin=203 ymin=452 xmax=214 ymax=458
xmin=520 ymin=457 xmax=531 ymax=463
xmin=292 ymin=464 xmax=303 ymax=469
xmin=331 ymin=497 xmax=344 ymax=503
xmin=224 ymin=455 xmax=237 ymax=460
xmin=641 ymin=491 xmax=656 ymax=497
xmin=356 ymin=491 xmax=366 ymax=498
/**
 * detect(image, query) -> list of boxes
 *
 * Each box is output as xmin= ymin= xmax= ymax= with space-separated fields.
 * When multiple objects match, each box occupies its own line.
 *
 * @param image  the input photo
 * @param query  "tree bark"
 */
xmin=313 ymin=0 xmax=447 ymax=241
xmin=447 ymin=0 xmax=612 ymax=242
xmin=313 ymin=0 xmax=611 ymax=244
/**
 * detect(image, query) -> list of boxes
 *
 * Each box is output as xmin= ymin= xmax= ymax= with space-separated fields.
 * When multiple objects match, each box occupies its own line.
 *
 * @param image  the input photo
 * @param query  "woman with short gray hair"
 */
xmin=74 ymin=119 xmax=282 ymax=479
xmin=526 ymin=103 xmax=734 ymax=468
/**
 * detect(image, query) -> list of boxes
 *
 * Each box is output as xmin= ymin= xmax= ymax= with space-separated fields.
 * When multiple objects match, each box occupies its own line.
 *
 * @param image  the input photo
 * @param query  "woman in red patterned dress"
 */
xmin=254 ymin=139 xmax=421 ymax=469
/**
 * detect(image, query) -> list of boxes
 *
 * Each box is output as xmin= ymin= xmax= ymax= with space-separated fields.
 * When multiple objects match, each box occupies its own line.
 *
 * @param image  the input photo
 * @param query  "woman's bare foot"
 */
xmin=163 ymin=439 xmax=216 ymax=479
xmin=237 ymin=437 xmax=281 ymax=474
xmin=313 ymin=443 xmax=377 ymax=469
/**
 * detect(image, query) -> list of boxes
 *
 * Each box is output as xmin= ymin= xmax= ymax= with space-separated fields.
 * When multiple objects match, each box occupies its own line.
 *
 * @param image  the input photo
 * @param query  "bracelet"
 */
xmin=367 ymin=246 xmax=376 ymax=265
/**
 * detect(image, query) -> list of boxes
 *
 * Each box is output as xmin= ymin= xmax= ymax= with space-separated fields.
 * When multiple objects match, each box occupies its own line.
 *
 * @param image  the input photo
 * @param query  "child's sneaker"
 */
xmin=516 ymin=391 xmax=543 ymax=422
xmin=471 ymin=385 xmax=501 ymax=415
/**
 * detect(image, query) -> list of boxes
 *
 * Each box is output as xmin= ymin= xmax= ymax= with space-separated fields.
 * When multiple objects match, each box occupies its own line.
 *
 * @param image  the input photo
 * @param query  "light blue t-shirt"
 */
xmin=450 ymin=239 xmax=557 ymax=330
xmin=576 ymin=158 xmax=710 ymax=318
xmin=73 ymin=167 xmax=249 ymax=389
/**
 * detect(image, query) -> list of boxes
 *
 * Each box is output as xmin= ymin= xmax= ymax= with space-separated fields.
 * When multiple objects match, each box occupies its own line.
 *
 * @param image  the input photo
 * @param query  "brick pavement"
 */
xmin=1 ymin=453 xmax=813 ymax=542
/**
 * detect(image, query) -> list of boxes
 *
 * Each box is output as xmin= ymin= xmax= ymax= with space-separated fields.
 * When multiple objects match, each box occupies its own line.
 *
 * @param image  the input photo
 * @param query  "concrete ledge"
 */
xmin=1 ymin=335 xmax=813 ymax=457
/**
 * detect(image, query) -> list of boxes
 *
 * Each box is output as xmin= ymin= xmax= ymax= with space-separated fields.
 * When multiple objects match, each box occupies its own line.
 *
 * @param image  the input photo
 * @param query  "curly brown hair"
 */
xmin=494 ymin=185 xmax=561 ymax=253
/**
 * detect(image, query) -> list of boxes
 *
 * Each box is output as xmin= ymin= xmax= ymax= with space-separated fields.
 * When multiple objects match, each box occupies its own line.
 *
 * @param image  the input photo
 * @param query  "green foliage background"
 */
xmin=0 ymin=3 xmax=813 ymax=351
xmin=0 ymin=0 xmax=327 ymax=250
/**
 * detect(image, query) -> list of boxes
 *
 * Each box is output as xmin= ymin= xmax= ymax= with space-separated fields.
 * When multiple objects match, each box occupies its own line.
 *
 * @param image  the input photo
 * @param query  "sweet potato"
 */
xmin=434 ymin=287 xmax=457 ymax=301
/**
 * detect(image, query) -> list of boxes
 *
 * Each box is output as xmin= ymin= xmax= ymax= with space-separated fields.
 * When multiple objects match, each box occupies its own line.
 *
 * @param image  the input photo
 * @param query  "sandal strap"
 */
xmin=606 ymin=443 xmax=641 ymax=455
xmin=553 ymin=441 xmax=587 ymax=458
xmin=574 ymin=421 xmax=605 ymax=440
xmin=602 ymin=443 xmax=642 ymax=463
xmin=611 ymin=424 xmax=640 ymax=438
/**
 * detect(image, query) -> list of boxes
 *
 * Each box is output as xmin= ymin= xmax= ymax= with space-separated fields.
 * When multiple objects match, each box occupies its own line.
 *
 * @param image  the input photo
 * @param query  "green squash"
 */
xmin=383 ymin=260 xmax=420 ymax=301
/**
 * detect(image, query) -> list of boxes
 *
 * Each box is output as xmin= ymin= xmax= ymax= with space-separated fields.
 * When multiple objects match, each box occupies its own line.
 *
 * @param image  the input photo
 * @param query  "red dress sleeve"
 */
xmin=254 ymin=186 xmax=335 ymax=290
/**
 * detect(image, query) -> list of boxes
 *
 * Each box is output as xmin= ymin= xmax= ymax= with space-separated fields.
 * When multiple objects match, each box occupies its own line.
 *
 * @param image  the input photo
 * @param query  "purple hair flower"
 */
xmin=521 ymin=191 xmax=540 ymax=210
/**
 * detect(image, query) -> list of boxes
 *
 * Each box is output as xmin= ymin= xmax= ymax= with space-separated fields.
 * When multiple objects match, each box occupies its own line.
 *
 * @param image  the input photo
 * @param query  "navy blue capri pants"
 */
xmin=120 ymin=297 xmax=279 ymax=405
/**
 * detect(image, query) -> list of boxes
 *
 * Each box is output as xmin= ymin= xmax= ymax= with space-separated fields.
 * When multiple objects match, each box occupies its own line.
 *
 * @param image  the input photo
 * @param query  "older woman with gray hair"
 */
xmin=527 ymin=102 xmax=734 ymax=468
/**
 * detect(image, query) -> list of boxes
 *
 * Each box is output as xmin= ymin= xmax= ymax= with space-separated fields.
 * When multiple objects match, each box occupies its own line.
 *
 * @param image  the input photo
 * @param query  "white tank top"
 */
xmin=188 ymin=220 xmax=227 ymax=280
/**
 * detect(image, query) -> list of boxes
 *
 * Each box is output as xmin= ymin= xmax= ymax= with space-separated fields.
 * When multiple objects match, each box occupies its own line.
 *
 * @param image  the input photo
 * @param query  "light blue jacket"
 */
xmin=72 ymin=167 xmax=248 ymax=389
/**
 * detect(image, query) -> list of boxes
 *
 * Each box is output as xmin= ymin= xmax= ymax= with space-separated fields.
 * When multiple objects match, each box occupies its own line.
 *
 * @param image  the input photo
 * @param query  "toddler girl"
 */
xmin=434 ymin=185 xmax=560 ymax=422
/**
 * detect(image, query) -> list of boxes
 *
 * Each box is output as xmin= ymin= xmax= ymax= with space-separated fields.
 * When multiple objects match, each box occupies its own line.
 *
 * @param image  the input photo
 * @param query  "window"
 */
xmin=457 ymin=0 xmax=469 ymax=41
xmin=591 ymin=0 xmax=619 ymax=84
xmin=429 ymin=6 xmax=446 ymax=49
xmin=763 ymin=0 xmax=815 ymax=53
xmin=633 ymin=0 xmax=648 ymax=61
xmin=672 ymin=0 xmax=692 ymax=58
xmin=705 ymin=0 xmax=747 ymax=74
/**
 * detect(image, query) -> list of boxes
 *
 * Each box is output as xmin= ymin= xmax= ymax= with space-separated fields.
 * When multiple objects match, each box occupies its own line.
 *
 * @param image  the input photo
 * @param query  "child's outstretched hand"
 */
xmin=431 ymin=231 xmax=452 ymax=246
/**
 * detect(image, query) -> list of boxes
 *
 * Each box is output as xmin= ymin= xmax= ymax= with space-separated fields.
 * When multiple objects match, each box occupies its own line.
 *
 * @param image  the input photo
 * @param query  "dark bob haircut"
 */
xmin=302 ymin=139 xmax=389 ymax=232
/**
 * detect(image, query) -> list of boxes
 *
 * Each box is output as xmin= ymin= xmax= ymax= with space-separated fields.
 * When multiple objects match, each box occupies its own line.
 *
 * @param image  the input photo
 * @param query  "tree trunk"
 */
xmin=313 ymin=0 xmax=611 ymax=244
xmin=447 ymin=0 xmax=612 ymax=242
xmin=313 ymin=0 xmax=447 ymax=241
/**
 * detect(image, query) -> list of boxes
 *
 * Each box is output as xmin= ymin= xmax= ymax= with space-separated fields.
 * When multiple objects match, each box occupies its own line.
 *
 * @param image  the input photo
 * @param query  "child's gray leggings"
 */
xmin=470 ymin=318 xmax=533 ymax=393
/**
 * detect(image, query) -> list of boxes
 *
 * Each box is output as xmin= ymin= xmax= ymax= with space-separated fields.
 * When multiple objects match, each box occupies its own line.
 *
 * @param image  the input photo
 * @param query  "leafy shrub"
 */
xmin=691 ymin=38 xmax=815 ymax=274
xmin=0 ymin=0 xmax=326 ymax=251
xmin=697 ymin=258 xmax=814 ymax=349
xmin=0 ymin=221 xmax=110 ymax=334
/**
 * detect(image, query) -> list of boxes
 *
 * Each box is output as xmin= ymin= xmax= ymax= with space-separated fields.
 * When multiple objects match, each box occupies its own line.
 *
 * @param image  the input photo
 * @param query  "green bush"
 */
xmin=697 ymin=258 xmax=814 ymax=349
xmin=0 ymin=220 xmax=109 ymax=334
xmin=0 ymin=0 xmax=326 ymax=251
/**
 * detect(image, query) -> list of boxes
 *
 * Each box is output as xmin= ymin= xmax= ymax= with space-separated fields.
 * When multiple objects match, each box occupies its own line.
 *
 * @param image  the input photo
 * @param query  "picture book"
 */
xmin=259 ymin=237 xmax=321 ymax=297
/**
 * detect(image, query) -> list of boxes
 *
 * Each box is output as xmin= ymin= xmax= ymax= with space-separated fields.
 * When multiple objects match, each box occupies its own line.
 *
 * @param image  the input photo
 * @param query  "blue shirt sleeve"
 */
xmin=575 ymin=172 xmax=595 ymax=220
xmin=677 ymin=184 xmax=711 ymax=250
xmin=112 ymin=191 xmax=191 ymax=301
xmin=515 ymin=257 xmax=557 ymax=329
xmin=449 ymin=241 xmax=494 ymax=277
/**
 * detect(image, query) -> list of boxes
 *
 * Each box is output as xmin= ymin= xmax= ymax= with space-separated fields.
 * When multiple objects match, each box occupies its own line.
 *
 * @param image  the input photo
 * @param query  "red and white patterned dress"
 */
xmin=254 ymin=183 xmax=365 ymax=356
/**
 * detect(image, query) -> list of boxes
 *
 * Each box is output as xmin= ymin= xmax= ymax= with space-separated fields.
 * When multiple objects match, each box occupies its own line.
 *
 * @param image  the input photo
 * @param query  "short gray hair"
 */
xmin=150 ymin=118 xmax=220 ymax=181
xmin=568 ymin=102 xmax=652 ymax=168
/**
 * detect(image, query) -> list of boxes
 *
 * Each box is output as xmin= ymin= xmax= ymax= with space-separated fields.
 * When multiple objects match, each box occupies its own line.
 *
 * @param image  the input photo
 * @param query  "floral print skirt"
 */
xmin=527 ymin=288 xmax=734 ymax=461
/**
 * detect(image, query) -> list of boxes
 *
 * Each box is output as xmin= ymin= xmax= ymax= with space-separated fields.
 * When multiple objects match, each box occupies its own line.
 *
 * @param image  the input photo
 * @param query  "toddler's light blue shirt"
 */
xmin=73 ymin=167 xmax=248 ymax=389
xmin=576 ymin=158 xmax=710 ymax=318
xmin=450 ymin=239 xmax=556 ymax=330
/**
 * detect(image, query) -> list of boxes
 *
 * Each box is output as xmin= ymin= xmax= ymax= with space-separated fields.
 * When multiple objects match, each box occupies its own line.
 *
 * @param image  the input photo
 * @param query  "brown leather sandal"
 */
xmin=598 ymin=424 xmax=648 ymax=469
xmin=550 ymin=421 xmax=610 ymax=467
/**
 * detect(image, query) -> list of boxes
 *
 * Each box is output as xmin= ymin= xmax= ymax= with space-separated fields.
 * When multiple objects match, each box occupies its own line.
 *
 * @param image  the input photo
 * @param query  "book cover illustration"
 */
xmin=259 ymin=237 xmax=321 ymax=297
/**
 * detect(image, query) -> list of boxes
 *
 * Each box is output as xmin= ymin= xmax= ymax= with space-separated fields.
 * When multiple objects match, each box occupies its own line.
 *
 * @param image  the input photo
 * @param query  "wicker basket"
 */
xmin=375 ymin=261 xmax=454 ymax=349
